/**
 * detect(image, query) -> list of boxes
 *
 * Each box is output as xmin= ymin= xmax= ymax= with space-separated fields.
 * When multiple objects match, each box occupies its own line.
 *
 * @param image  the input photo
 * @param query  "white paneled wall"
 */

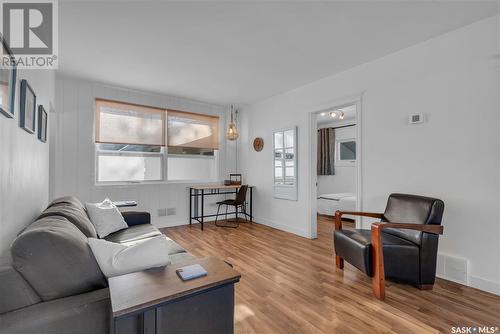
xmin=0 ymin=69 xmax=55 ymax=264
xmin=53 ymin=75 xmax=236 ymax=228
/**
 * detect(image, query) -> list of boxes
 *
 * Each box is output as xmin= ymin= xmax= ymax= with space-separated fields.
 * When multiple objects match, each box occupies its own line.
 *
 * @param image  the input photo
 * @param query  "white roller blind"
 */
xmin=167 ymin=110 xmax=219 ymax=150
xmin=96 ymin=99 xmax=165 ymax=146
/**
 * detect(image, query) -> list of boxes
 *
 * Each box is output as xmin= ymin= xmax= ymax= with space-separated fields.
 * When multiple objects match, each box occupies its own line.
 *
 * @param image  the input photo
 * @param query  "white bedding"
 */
xmin=318 ymin=193 xmax=355 ymax=201
xmin=317 ymin=193 xmax=356 ymax=217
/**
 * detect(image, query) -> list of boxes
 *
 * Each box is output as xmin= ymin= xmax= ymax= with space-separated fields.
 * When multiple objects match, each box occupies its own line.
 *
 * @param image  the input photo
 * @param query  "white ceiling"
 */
xmin=59 ymin=1 xmax=499 ymax=105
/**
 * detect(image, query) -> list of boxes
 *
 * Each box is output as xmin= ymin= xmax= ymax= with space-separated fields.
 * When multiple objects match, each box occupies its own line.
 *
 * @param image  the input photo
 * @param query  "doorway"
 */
xmin=307 ymin=97 xmax=362 ymax=239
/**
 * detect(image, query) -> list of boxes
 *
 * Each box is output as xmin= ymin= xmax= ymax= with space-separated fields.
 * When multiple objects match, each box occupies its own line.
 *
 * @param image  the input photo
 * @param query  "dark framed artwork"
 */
xmin=0 ymin=35 xmax=17 ymax=118
xmin=38 ymin=105 xmax=47 ymax=142
xmin=19 ymin=79 xmax=36 ymax=133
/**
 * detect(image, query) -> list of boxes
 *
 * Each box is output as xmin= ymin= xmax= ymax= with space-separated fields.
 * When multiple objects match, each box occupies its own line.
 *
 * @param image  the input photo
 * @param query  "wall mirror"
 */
xmin=273 ymin=126 xmax=297 ymax=200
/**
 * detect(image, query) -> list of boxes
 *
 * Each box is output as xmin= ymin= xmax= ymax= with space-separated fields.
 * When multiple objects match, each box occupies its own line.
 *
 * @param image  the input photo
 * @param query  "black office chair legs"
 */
xmin=242 ymin=203 xmax=249 ymax=223
xmin=214 ymin=203 xmax=221 ymax=225
xmin=215 ymin=204 xmax=238 ymax=228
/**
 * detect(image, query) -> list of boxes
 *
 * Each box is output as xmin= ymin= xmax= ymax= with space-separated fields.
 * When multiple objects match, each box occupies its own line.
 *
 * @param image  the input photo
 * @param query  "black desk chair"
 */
xmin=334 ymin=193 xmax=444 ymax=300
xmin=215 ymin=185 xmax=248 ymax=228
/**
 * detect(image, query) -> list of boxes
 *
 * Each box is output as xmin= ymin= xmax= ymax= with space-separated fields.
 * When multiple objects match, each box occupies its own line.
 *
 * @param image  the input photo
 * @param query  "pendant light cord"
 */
xmin=235 ymin=110 xmax=238 ymax=172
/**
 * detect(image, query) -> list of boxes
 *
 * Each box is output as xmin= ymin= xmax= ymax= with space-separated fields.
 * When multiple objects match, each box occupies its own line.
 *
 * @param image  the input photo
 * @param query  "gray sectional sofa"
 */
xmin=0 ymin=196 xmax=193 ymax=334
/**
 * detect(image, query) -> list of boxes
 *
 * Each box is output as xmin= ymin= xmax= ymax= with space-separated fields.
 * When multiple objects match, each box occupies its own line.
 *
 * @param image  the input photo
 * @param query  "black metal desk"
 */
xmin=188 ymin=184 xmax=253 ymax=230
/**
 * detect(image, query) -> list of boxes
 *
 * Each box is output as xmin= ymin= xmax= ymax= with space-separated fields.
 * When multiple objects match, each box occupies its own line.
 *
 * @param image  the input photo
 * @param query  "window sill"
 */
xmin=94 ymin=179 xmax=220 ymax=187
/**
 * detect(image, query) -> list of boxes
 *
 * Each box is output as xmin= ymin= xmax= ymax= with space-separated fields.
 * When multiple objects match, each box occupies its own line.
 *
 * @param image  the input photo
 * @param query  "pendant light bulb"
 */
xmin=226 ymin=105 xmax=239 ymax=141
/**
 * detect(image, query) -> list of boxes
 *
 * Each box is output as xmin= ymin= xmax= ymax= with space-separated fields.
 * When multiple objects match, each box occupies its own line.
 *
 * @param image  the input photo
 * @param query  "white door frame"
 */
xmin=307 ymin=92 xmax=364 ymax=239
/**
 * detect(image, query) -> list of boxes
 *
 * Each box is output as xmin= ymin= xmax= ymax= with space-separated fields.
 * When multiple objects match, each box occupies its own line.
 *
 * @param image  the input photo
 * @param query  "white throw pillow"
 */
xmin=85 ymin=199 xmax=128 ymax=238
xmin=88 ymin=235 xmax=171 ymax=278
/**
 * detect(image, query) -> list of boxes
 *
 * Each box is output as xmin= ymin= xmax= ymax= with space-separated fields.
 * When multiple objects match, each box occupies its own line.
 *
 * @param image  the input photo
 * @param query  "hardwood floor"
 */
xmin=161 ymin=216 xmax=500 ymax=334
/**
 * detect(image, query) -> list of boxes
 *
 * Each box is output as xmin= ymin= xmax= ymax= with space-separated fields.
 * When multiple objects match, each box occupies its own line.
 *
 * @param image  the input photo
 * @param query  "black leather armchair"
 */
xmin=333 ymin=193 xmax=444 ymax=300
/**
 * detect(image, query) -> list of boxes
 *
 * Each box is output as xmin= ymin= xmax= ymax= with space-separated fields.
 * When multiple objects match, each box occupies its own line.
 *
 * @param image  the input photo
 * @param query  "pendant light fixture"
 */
xmin=226 ymin=105 xmax=239 ymax=140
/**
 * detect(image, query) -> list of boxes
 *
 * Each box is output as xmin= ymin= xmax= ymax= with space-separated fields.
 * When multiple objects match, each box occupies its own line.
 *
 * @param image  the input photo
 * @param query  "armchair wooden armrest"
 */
xmin=372 ymin=222 xmax=443 ymax=235
xmin=334 ymin=210 xmax=384 ymax=230
xmin=371 ymin=222 xmax=444 ymax=300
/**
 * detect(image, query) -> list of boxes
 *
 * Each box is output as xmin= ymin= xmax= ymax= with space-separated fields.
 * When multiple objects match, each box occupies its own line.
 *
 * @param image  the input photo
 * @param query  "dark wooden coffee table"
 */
xmin=109 ymin=256 xmax=241 ymax=334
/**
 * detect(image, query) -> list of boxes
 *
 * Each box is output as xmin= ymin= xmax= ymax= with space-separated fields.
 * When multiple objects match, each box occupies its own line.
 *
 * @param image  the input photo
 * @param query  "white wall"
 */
xmin=53 ymin=75 xmax=236 ymax=228
xmin=317 ymin=123 xmax=356 ymax=196
xmin=239 ymin=16 xmax=500 ymax=294
xmin=0 ymin=69 xmax=55 ymax=264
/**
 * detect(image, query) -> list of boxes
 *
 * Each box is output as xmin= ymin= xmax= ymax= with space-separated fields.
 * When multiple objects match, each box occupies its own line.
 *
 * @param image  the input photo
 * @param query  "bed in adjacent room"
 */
xmin=317 ymin=193 xmax=356 ymax=218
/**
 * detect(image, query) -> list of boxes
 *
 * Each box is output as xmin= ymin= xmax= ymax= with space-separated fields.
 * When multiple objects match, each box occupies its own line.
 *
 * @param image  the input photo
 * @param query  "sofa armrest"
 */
xmin=0 ymin=288 xmax=110 ymax=334
xmin=121 ymin=211 xmax=151 ymax=226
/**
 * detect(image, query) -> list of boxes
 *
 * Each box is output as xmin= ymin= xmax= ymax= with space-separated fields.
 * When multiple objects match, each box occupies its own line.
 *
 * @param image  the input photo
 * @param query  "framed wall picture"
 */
xmin=38 ymin=105 xmax=47 ymax=142
xmin=19 ymin=79 xmax=36 ymax=133
xmin=0 ymin=35 xmax=17 ymax=118
xmin=253 ymin=137 xmax=264 ymax=152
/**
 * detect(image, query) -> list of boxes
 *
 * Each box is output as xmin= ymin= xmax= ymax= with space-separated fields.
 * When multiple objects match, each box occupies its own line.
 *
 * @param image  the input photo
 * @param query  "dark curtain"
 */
xmin=317 ymin=128 xmax=335 ymax=175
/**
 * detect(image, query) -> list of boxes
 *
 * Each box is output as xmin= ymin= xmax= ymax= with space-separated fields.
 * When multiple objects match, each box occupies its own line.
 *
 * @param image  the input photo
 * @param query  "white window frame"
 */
xmin=95 ymin=146 xmax=166 ymax=185
xmin=165 ymin=151 xmax=219 ymax=183
xmin=336 ymin=138 xmax=356 ymax=167
xmin=94 ymin=103 xmax=221 ymax=186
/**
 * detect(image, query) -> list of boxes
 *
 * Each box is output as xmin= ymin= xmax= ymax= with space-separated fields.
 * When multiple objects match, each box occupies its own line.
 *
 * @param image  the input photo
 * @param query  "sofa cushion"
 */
xmin=334 ymin=229 xmax=419 ymax=278
xmin=38 ymin=202 xmax=97 ymax=238
xmin=85 ymin=200 xmax=128 ymax=238
xmin=164 ymin=237 xmax=187 ymax=255
xmin=48 ymin=196 xmax=85 ymax=211
xmin=104 ymin=225 xmax=186 ymax=256
xmin=169 ymin=252 xmax=195 ymax=264
xmin=0 ymin=266 xmax=41 ymax=314
xmin=88 ymin=236 xmax=171 ymax=278
xmin=104 ymin=224 xmax=162 ymax=244
xmin=0 ymin=288 xmax=110 ymax=334
xmin=121 ymin=211 xmax=151 ymax=226
xmin=11 ymin=216 xmax=107 ymax=301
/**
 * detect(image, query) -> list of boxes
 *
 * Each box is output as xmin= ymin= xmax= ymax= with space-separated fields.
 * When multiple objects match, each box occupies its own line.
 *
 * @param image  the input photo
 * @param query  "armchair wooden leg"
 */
xmin=335 ymin=256 xmax=344 ymax=269
xmin=417 ymin=284 xmax=434 ymax=290
xmin=334 ymin=211 xmax=344 ymax=270
xmin=371 ymin=224 xmax=385 ymax=300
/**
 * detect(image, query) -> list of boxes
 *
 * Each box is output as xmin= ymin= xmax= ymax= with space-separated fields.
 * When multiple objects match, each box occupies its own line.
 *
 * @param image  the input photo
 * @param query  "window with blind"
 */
xmin=95 ymin=99 xmax=219 ymax=183
xmin=166 ymin=110 xmax=219 ymax=180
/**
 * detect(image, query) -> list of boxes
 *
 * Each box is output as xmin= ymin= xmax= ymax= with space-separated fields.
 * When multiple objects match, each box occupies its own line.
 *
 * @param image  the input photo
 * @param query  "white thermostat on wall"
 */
xmin=408 ymin=113 xmax=424 ymax=124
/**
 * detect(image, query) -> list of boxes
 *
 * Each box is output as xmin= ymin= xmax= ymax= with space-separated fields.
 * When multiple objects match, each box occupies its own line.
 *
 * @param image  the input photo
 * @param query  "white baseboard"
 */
xmin=154 ymin=216 xmax=311 ymax=238
xmin=254 ymin=217 xmax=310 ymax=238
xmin=437 ymin=273 xmax=500 ymax=296
xmin=469 ymin=275 xmax=500 ymax=296
xmin=153 ymin=215 xmax=222 ymax=229
xmin=436 ymin=253 xmax=500 ymax=296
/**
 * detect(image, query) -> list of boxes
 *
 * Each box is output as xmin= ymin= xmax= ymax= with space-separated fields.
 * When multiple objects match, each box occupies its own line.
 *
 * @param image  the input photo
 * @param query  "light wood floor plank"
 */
xmin=161 ymin=216 xmax=500 ymax=333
